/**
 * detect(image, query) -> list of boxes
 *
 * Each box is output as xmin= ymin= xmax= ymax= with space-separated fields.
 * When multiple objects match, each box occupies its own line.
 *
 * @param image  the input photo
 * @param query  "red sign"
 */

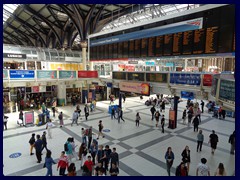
xmin=78 ymin=71 xmax=98 ymax=78
xmin=32 ymin=86 xmax=39 ymax=93
xmin=203 ymin=74 xmax=213 ymax=86
xmin=25 ymin=112 xmax=34 ymax=124
xmin=125 ymin=65 xmax=135 ymax=72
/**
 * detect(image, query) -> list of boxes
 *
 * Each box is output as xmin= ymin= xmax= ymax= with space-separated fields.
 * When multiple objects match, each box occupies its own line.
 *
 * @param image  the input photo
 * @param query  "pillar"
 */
xmin=57 ymin=83 xmax=66 ymax=106
xmin=80 ymin=41 xmax=88 ymax=70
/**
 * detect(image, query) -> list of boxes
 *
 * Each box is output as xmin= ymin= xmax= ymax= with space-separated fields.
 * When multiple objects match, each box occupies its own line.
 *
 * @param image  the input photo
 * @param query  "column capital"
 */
xmin=80 ymin=41 xmax=88 ymax=48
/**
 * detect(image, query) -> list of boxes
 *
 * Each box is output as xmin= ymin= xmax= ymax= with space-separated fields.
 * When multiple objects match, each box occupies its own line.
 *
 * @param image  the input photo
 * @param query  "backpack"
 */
xmin=64 ymin=142 xmax=69 ymax=151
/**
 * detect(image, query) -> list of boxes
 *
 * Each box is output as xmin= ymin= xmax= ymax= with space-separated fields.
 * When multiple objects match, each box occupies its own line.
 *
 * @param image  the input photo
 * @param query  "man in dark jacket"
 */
xmin=41 ymin=131 xmax=48 ymax=152
xmin=34 ymin=134 xmax=43 ymax=163
xmin=200 ymin=100 xmax=205 ymax=113
xmin=150 ymin=106 xmax=156 ymax=120
xmin=229 ymin=131 xmax=235 ymax=155
xmin=110 ymin=147 xmax=119 ymax=168
xmin=192 ymin=116 xmax=199 ymax=132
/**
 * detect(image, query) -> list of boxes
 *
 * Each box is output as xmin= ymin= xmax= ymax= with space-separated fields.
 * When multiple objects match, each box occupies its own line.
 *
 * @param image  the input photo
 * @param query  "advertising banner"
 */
xmin=59 ymin=71 xmax=77 ymax=79
xmin=32 ymin=86 xmax=39 ymax=93
xmin=170 ymin=73 xmax=201 ymax=86
xmin=37 ymin=70 xmax=57 ymax=79
xmin=3 ymin=69 xmax=8 ymax=80
xmin=9 ymin=70 xmax=35 ymax=79
xmin=181 ymin=91 xmax=194 ymax=100
xmin=203 ymin=74 xmax=213 ymax=86
xmin=119 ymin=82 xmax=150 ymax=96
xmin=78 ymin=71 xmax=98 ymax=78
xmin=24 ymin=111 xmax=34 ymax=125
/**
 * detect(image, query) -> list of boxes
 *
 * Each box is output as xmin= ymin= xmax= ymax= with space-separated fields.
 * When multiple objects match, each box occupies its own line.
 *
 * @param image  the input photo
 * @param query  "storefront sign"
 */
xmin=219 ymin=80 xmax=235 ymax=104
xmin=24 ymin=111 xmax=34 ymax=125
xmin=37 ymin=70 xmax=57 ymax=79
xmin=128 ymin=61 xmax=138 ymax=64
xmin=59 ymin=71 xmax=76 ymax=79
xmin=125 ymin=65 xmax=135 ymax=71
xmin=9 ymin=70 xmax=35 ymax=79
xmin=32 ymin=86 xmax=39 ymax=93
xmin=3 ymin=69 xmax=8 ymax=80
xmin=4 ymin=53 xmax=27 ymax=59
xmin=170 ymin=73 xmax=201 ymax=86
xmin=78 ymin=71 xmax=98 ymax=78
xmin=119 ymin=82 xmax=150 ymax=96
xmin=181 ymin=91 xmax=194 ymax=100
xmin=203 ymin=74 xmax=213 ymax=86
xmin=146 ymin=62 xmax=155 ymax=66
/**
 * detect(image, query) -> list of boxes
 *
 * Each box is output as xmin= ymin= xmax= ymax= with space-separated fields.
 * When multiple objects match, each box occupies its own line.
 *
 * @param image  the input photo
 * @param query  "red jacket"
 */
xmin=57 ymin=156 xmax=69 ymax=169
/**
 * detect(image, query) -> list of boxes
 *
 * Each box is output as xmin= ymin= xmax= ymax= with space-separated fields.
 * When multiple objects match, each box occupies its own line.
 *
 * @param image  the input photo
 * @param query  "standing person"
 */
xmin=187 ymin=110 xmax=193 ymax=127
xmin=197 ymin=108 xmax=202 ymax=123
xmin=122 ymin=93 xmax=126 ymax=103
xmin=44 ymin=150 xmax=56 ymax=176
xmin=19 ymin=110 xmax=24 ymax=121
xmin=84 ymin=156 xmax=94 ymax=176
xmin=46 ymin=119 xmax=54 ymax=139
xmin=3 ymin=115 xmax=8 ymax=130
xmin=165 ymin=147 xmax=175 ymax=176
xmin=81 ymin=128 xmax=87 ymax=144
xmin=84 ymin=104 xmax=89 ymax=120
xmin=34 ymin=134 xmax=43 ymax=163
xmin=67 ymin=163 xmax=77 ymax=176
xmin=135 ymin=112 xmax=141 ymax=127
xmin=110 ymin=147 xmax=119 ymax=168
xmin=228 ymin=131 xmax=235 ymax=155
xmin=78 ymin=143 xmax=88 ymax=168
xmin=41 ymin=131 xmax=48 ymax=152
xmin=196 ymin=158 xmax=210 ymax=176
xmin=150 ymin=106 xmax=156 ymax=120
xmin=161 ymin=115 xmax=165 ymax=133
xmin=192 ymin=116 xmax=199 ymax=132
xmin=76 ymin=104 xmax=81 ymax=118
xmin=57 ymin=151 xmax=69 ymax=176
xmin=197 ymin=130 xmax=204 ymax=152
xmin=111 ymin=107 xmax=115 ymax=120
xmin=155 ymin=111 xmax=161 ymax=127
xmin=82 ymin=165 xmax=91 ymax=176
xmin=87 ymin=126 xmax=93 ymax=150
xmin=95 ymin=163 xmax=104 ymax=176
xmin=58 ymin=112 xmax=64 ymax=128
xmin=181 ymin=146 xmax=191 ymax=173
xmin=214 ymin=163 xmax=227 ymax=176
xmin=96 ymin=145 xmax=105 ymax=168
xmin=209 ymin=130 xmax=219 ymax=154
xmin=29 ymin=133 xmax=36 ymax=155
xmin=51 ymin=105 xmax=56 ymax=118
xmin=161 ymin=101 xmax=165 ymax=112
xmin=70 ymin=137 xmax=78 ymax=161
xmin=65 ymin=138 xmax=73 ymax=162
xmin=200 ymin=100 xmax=205 ymax=113
xmin=175 ymin=162 xmax=188 ymax=176
xmin=109 ymin=163 xmax=119 ymax=176
xmin=71 ymin=110 xmax=79 ymax=126
xmin=97 ymin=120 xmax=105 ymax=139
xmin=118 ymin=108 xmax=125 ymax=123
xmin=182 ymin=109 xmax=187 ymax=125
xmin=103 ymin=145 xmax=112 ymax=172
xmin=89 ymin=141 xmax=98 ymax=165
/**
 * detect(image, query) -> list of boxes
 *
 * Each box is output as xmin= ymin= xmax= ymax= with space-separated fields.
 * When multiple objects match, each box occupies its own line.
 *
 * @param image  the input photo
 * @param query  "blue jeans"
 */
xmin=46 ymin=167 xmax=53 ymax=176
xmin=82 ymin=136 xmax=87 ymax=144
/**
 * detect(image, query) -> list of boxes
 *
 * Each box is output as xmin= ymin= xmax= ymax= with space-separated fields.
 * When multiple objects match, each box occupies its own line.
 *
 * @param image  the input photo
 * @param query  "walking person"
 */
xmin=71 ymin=110 xmax=79 ymax=126
xmin=187 ymin=111 xmax=193 ymax=127
xmin=161 ymin=101 xmax=165 ymax=112
xmin=29 ymin=133 xmax=36 ymax=155
xmin=182 ymin=109 xmax=187 ymax=125
xmin=196 ymin=158 xmax=210 ymax=176
xmin=67 ymin=163 xmax=77 ymax=176
xmin=175 ymin=162 xmax=188 ymax=176
xmin=135 ymin=112 xmax=141 ymax=127
xmin=81 ymin=128 xmax=87 ymax=144
xmin=41 ymin=131 xmax=48 ymax=152
xmin=192 ymin=116 xmax=199 ymax=132
xmin=96 ymin=145 xmax=105 ymax=168
xmin=103 ymin=145 xmax=112 ymax=172
xmin=34 ymin=134 xmax=43 ymax=163
xmin=44 ymin=150 xmax=56 ymax=176
xmin=200 ymin=100 xmax=205 ymax=113
xmin=155 ymin=111 xmax=161 ymax=127
xmin=181 ymin=146 xmax=191 ymax=173
xmin=57 ymin=151 xmax=69 ymax=176
xmin=83 ymin=155 xmax=94 ymax=176
xmin=51 ymin=105 xmax=56 ymax=118
xmin=97 ymin=120 xmax=105 ymax=139
xmin=214 ymin=163 xmax=227 ymax=176
xmin=165 ymin=147 xmax=175 ymax=176
xmin=76 ymin=104 xmax=81 ymax=118
xmin=161 ymin=115 xmax=165 ymax=133
xmin=3 ymin=115 xmax=8 ymax=130
xmin=78 ymin=143 xmax=88 ymax=169
xmin=209 ymin=130 xmax=219 ymax=154
xmin=89 ymin=141 xmax=98 ymax=165
xmin=111 ymin=107 xmax=115 ymax=120
xmin=109 ymin=163 xmax=119 ymax=176
xmin=87 ymin=126 xmax=93 ymax=149
xmin=58 ymin=112 xmax=64 ymax=128
xmin=228 ymin=131 xmax=235 ymax=155
xmin=197 ymin=108 xmax=202 ymax=123
xmin=118 ymin=108 xmax=125 ymax=123
xmin=197 ymin=130 xmax=204 ymax=152
xmin=110 ymin=147 xmax=119 ymax=168
xmin=46 ymin=119 xmax=54 ymax=139
xmin=150 ymin=106 xmax=156 ymax=120
xmin=70 ymin=137 xmax=78 ymax=161
xmin=65 ymin=138 xmax=73 ymax=162
xmin=84 ymin=104 xmax=89 ymax=120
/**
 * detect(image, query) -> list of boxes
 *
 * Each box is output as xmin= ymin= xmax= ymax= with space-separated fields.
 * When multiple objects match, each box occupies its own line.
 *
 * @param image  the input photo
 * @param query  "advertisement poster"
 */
xmin=24 ymin=112 xmax=34 ymax=125
xmin=78 ymin=71 xmax=98 ymax=78
xmin=59 ymin=71 xmax=76 ymax=79
xmin=119 ymin=82 xmax=150 ymax=96
xmin=170 ymin=73 xmax=201 ymax=86
xmin=9 ymin=70 xmax=35 ymax=79
xmin=181 ymin=91 xmax=194 ymax=100
xmin=3 ymin=69 xmax=8 ymax=80
xmin=203 ymin=74 xmax=213 ymax=86
xmin=169 ymin=110 xmax=176 ymax=121
xmin=37 ymin=70 xmax=57 ymax=79
xmin=32 ymin=86 xmax=39 ymax=93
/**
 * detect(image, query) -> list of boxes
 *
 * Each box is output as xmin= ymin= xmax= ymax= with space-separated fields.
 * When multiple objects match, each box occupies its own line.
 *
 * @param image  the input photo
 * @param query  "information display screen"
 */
xmin=134 ymin=39 xmax=141 ymax=57
xmin=104 ymin=44 xmax=109 ymax=59
xmin=218 ymin=25 xmax=233 ymax=53
xmin=113 ymin=43 xmax=118 ymax=58
xmin=128 ymin=72 xmax=145 ymax=81
xmin=205 ymin=27 xmax=219 ymax=53
xmin=129 ymin=40 xmax=135 ymax=58
xmin=100 ymin=45 xmax=104 ymax=59
xmin=112 ymin=72 xmax=126 ymax=80
xmin=155 ymin=35 xmax=163 ymax=56
xmin=108 ymin=44 xmax=113 ymax=58
xmin=123 ymin=41 xmax=129 ymax=58
xmin=96 ymin=46 xmax=100 ymax=59
xmin=193 ymin=29 xmax=205 ymax=54
xmin=163 ymin=34 xmax=173 ymax=56
xmin=146 ymin=73 xmax=167 ymax=83
xmin=118 ymin=42 xmax=123 ymax=58
xmin=173 ymin=32 xmax=183 ymax=55
xmin=148 ymin=37 xmax=156 ymax=57
xmin=219 ymin=80 xmax=235 ymax=104
xmin=141 ymin=38 xmax=148 ymax=57
xmin=182 ymin=31 xmax=193 ymax=55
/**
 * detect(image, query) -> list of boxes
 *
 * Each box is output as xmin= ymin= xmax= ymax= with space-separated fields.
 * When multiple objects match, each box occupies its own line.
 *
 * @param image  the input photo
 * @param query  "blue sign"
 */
xmin=170 ymin=73 xmax=201 ymax=86
xmin=166 ymin=63 xmax=174 ymax=67
xmin=107 ymin=83 xmax=112 ymax=88
xmin=103 ymin=129 xmax=111 ymax=133
xmin=9 ymin=152 xmax=21 ymax=158
xmin=9 ymin=70 xmax=35 ymax=79
xmin=181 ymin=91 xmax=194 ymax=100
xmin=145 ymin=62 xmax=155 ymax=66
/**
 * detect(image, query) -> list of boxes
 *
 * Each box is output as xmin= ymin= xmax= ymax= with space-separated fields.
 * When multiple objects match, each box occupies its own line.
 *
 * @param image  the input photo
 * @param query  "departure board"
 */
xmin=100 ymin=45 xmax=104 ymax=59
xmin=148 ymin=37 xmax=156 ymax=57
xmin=90 ymin=47 xmax=94 ymax=60
xmin=193 ymin=29 xmax=205 ymax=54
xmin=96 ymin=46 xmax=100 ymax=59
xmin=163 ymin=34 xmax=173 ymax=56
xmin=219 ymin=79 xmax=235 ymax=104
xmin=218 ymin=25 xmax=233 ymax=53
xmin=113 ymin=43 xmax=118 ymax=58
xmin=134 ymin=39 xmax=141 ymax=57
xmin=113 ymin=72 xmax=126 ymax=80
xmin=155 ymin=35 xmax=163 ymax=56
xmin=173 ymin=32 xmax=183 ymax=55
xmin=118 ymin=42 xmax=123 ymax=58
xmin=129 ymin=40 xmax=135 ymax=57
xmin=108 ymin=44 xmax=113 ymax=58
xmin=123 ymin=41 xmax=129 ymax=58
xmin=182 ymin=31 xmax=193 ymax=55
xmin=104 ymin=44 xmax=109 ymax=59
xmin=141 ymin=38 xmax=148 ymax=57
xmin=205 ymin=27 xmax=219 ymax=53
xmin=128 ymin=72 xmax=145 ymax=81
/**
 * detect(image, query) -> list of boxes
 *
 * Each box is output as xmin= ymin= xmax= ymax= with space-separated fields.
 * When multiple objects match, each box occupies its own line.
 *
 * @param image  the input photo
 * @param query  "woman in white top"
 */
xmin=46 ymin=119 xmax=54 ymax=139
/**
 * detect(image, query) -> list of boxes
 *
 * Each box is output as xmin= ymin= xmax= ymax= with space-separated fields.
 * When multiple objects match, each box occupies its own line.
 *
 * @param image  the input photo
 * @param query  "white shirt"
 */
xmin=197 ymin=163 xmax=210 ymax=176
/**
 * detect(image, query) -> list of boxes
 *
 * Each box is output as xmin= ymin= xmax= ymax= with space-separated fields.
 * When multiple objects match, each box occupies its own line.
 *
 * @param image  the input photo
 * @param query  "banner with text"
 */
xmin=59 ymin=71 xmax=77 ymax=79
xmin=170 ymin=73 xmax=201 ymax=86
xmin=37 ymin=70 xmax=57 ymax=79
xmin=9 ymin=70 xmax=35 ymax=79
xmin=119 ymin=82 xmax=150 ymax=96
xmin=78 ymin=71 xmax=98 ymax=78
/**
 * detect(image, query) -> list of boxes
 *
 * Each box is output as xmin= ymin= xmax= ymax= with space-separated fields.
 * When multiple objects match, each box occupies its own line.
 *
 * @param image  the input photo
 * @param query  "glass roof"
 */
xmin=3 ymin=4 xmax=20 ymax=24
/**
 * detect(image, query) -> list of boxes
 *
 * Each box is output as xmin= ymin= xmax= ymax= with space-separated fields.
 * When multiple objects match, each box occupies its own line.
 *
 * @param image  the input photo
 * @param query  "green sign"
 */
xmin=37 ymin=70 xmax=57 ymax=79
xmin=59 ymin=71 xmax=76 ymax=79
xmin=3 ymin=69 xmax=8 ymax=79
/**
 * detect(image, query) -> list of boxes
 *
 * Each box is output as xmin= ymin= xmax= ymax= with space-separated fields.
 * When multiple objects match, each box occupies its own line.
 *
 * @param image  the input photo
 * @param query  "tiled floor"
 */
xmin=3 ymin=96 xmax=235 ymax=176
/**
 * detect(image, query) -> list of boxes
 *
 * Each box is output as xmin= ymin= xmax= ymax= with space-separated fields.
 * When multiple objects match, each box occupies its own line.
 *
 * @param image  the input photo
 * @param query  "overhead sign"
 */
xmin=9 ymin=70 xmax=35 ymax=79
xmin=119 ymin=82 xmax=150 ymax=96
xmin=59 ymin=71 xmax=77 ymax=79
xmin=4 ymin=53 xmax=27 ymax=59
xmin=78 ymin=71 xmax=98 ymax=78
xmin=170 ymin=73 xmax=201 ymax=86
xmin=37 ymin=70 xmax=57 ymax=79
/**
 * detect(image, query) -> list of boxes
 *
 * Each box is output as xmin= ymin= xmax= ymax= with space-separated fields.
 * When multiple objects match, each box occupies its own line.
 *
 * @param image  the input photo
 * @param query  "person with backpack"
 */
xmin=209 ymin=130 xmax=219 ymax=154
xmin=29 ymin=133 xmax=36 ymax=155
xmin=58 ymin=112 xmax=64 ymax=128
xmin=65 ymin=138 xmax=73 ymax=162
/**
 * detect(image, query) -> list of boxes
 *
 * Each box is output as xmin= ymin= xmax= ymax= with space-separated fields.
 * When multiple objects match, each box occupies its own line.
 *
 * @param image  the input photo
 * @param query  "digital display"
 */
xmin=163 ymin=34 xmax=173 ymax=56
xmin=129 ymin=40 xmax=135 ymax=58
xmin=123 ymin=41 xmax=129 ymax=58
xmin=112 ymin=72 xmax=126 ymax=80
xmin=108 ymin=44 xmax=113 ymax=58
xmin=118 ymin=42 xmax=123 ymax=58
xmin=134 ymin=39 xmax=141 ymax=57
xmin=155 ymin=35 xmax=163 ymax=56
xmin=193 ymin=29 xmax=205 ymax=54
xmin=104 ymin=44 xmax=109 ymax=59
xmin=205 ymin=27 xmax=219 ymax=53
xmin=141 ymin=38 xmax=148 ymax=57
xmin=96 ymin=46 xmax=100 ymax=59
xmin=219 ymin=80 xmax=235 ymax=104
xmin=173 ymin=32 xmax=183 ymax=55
xmin=148 ymin=37 xmax=156 ymax=57
xmin=100 ymin=45 xmax=104 ymax=59
xmin=182 ymin=31 xmax=193 ymax=55
xmin=146 ymin=73 xmax=167 ymax=83
xmin=113 ymin=43 xmax=118 ymax=58
xmin=127 ymin=72 xmax=145 ymax=81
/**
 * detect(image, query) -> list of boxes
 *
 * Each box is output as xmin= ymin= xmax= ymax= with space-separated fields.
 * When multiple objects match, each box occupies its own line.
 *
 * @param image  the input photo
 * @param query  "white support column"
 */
xmin=57 ymin=83 xmax=66 ymax=106
xmin=80 ymin=41 xmax=88 ymax=70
